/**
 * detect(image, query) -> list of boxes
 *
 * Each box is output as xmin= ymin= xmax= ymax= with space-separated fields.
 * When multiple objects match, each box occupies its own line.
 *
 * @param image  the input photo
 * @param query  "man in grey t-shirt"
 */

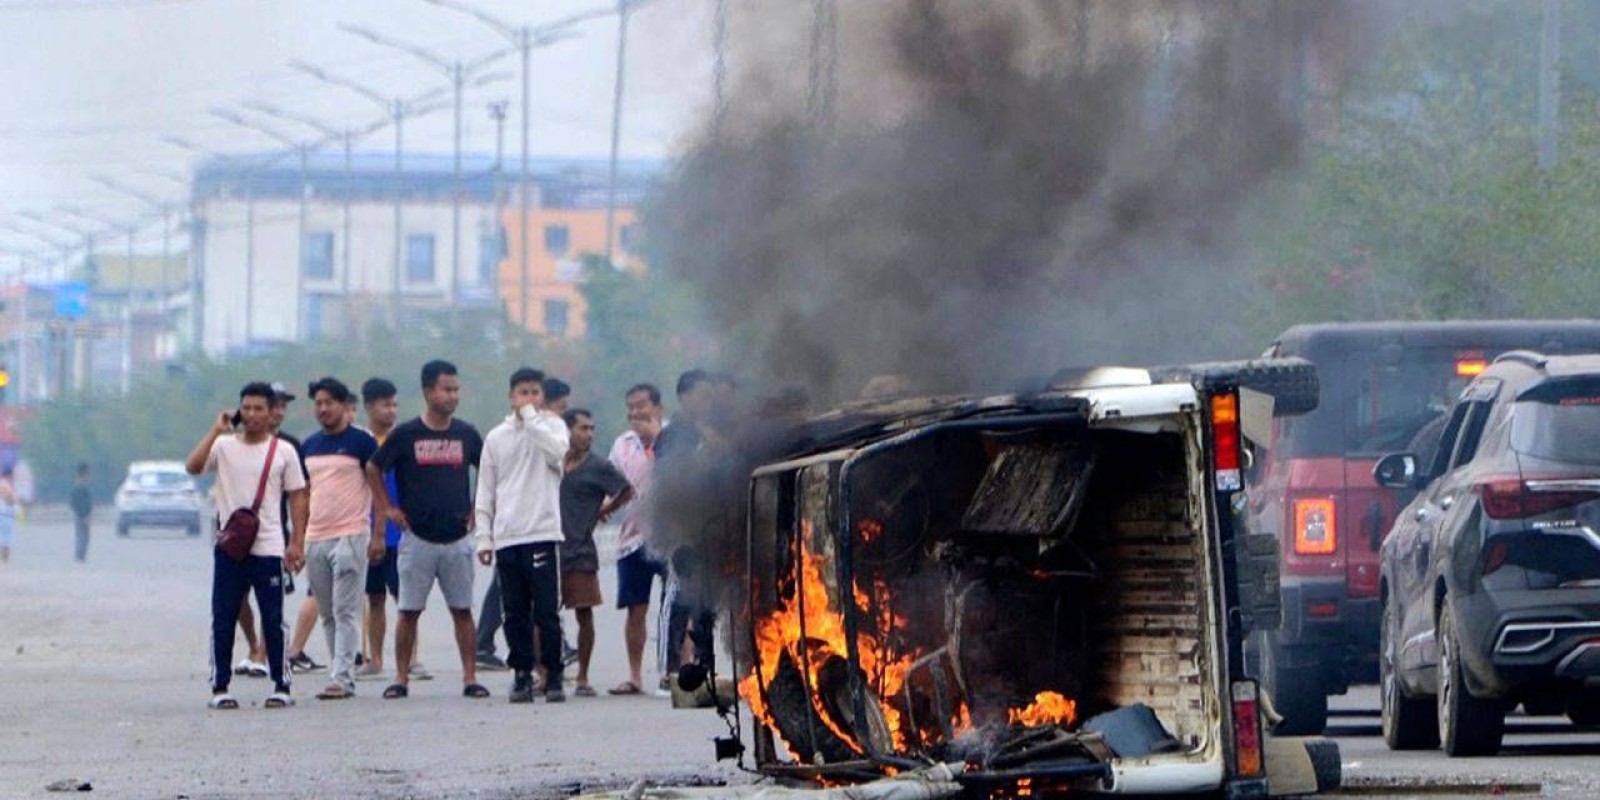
xmin=560 ymin=408 xmax=633 ymax=696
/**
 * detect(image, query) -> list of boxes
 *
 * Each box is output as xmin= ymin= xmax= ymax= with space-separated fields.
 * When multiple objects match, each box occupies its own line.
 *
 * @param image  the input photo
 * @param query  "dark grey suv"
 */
xmin=1376 ymin=351 xmax=1600 ymax=756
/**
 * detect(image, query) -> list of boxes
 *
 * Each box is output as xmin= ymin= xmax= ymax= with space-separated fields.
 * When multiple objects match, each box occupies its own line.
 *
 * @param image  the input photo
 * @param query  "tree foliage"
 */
xmin=1241 ymin=0 xmax=1600 ymax=338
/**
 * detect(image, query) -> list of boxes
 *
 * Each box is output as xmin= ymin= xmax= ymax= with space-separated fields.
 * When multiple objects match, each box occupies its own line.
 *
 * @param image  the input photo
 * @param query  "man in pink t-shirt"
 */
xmin=297 ymin=377 xmax=379 ymax=700
xmin=606 ymin=383 xmax=666 ymax=695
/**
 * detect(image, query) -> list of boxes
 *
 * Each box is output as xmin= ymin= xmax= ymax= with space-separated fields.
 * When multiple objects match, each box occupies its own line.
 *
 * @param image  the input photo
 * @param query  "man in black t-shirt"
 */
xmin=365 ymin=360 xmax=488 ymax=700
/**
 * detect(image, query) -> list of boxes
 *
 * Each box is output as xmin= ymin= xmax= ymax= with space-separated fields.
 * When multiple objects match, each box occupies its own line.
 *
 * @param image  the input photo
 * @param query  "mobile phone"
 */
xmin=230 ymin=410 xmax=243 ymax=428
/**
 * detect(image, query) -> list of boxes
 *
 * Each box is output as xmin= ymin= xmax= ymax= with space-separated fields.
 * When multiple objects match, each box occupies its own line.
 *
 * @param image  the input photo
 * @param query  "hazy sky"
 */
xmin=0 ymin=0 xmax=714 ymax=253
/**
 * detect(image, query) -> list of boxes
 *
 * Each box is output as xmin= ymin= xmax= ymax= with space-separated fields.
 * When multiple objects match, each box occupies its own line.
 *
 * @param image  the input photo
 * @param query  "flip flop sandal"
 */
xmin=574 ymin=685 xmax=597 ymax=697
xmin=608 ymin=682 xmax=642 ymax=695
xmin=208 ymin=694 xmax=240 ymax=710
xmin=263 ymin=692 xmax=295 ymax=709
xmin=463 ymin=683 xmax=491 ymax=699
xmin=382 ymin=683 xmax=409 ymax=699
xmin=316 ymin=683 xmax=352 ymax=700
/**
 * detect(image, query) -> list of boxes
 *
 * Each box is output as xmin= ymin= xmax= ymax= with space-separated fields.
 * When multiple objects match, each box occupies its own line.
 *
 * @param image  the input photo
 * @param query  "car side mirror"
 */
xmin=1373 ymin=453 xmax=1419 ymax=490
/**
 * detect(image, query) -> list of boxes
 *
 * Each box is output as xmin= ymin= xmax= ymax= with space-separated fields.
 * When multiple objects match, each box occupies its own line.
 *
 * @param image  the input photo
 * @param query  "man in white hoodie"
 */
xmin=474 ymin=368 xmax=571 ymax=704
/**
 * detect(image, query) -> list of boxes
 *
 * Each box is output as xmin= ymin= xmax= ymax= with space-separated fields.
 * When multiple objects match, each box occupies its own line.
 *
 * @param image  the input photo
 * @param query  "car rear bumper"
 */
xmin=116 ymin=508 xmax=203 ymax=528
xmin=1455 ymin=588 xmax=1600 ymax=695
xmin=1279 ymin=580 xmax=1379 ymax=649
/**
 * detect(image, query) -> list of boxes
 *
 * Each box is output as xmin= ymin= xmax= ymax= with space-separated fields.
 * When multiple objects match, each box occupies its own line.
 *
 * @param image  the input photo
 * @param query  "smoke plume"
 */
xmin=646 ymin=0 xmax=1366 ymax=401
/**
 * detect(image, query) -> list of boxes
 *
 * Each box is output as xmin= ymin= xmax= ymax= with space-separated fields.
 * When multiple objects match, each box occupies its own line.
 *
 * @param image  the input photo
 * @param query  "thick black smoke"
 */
xmin=646 ymin=0 xmax=1365 ymax=401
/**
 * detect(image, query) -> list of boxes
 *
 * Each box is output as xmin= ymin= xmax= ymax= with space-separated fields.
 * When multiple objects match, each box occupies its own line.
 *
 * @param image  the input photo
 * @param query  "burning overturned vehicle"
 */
xmin=689 ymin=360 xmax=1339 ymax=797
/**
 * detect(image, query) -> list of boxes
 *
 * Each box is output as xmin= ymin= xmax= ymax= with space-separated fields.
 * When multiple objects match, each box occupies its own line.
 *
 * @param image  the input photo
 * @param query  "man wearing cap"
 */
xmin=298 ymin=377 xmax=379 ymax=699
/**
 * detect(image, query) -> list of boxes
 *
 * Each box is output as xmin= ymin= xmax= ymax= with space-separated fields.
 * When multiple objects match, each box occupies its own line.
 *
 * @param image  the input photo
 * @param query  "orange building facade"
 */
xmin=497 ymin=207 xmax=645 ymax=339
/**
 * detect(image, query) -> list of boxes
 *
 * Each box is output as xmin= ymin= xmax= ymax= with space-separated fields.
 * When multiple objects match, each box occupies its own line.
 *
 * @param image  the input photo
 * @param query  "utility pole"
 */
xmin=336 ymin=25 xmax=511 ymax=312
xmin=291 ymin=61 xmax=456 ymax=329
xmin=243 ymin=101 xmax=358 ymax=335
xmin=420 ymin=0 xmax=614 ymax=330
xmin=604 ymin=0 xmax=634 ymax=270
xmin=1538 ymin=0 xmax=1561 ymax=170
xmin=489 ymin=100 xmax=508 ymax=297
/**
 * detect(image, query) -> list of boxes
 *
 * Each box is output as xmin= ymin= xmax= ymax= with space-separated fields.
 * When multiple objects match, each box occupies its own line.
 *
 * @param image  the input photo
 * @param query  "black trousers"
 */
xmin=210 ymin=548 xmax=287 ymax=692
xmin=496 ymin=542 xmax=562 ymax=679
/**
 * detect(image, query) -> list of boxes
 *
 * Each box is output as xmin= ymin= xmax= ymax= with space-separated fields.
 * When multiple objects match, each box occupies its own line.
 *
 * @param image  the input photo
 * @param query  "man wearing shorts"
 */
xmin=560 ymin=408 xmax=633 ymax=696
xmin=357 ymin=378 xmax=406 ymax=680
xmin=607 ymin=383 xmax=666 ymax=695
xmin=474 ymin=368 xmax=570 ymax=703
xmin=366 ymin=360 xmax=486 ymax=699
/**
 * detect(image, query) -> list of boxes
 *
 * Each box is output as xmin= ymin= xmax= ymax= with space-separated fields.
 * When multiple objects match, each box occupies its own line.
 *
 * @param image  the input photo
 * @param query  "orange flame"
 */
xmin=740 ymin=520 xmax=970 ymax=759
xmin=1007 ymin=691 xmax=1078 ymax=728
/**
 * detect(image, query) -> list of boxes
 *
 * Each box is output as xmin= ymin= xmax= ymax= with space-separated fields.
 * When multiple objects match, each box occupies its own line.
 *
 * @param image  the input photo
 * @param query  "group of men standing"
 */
xmin=187 ymin=359 xmax=718 ymax=708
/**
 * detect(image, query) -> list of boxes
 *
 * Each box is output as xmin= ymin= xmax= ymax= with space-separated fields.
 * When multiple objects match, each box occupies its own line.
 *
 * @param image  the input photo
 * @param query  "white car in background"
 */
xmin=114 ymin=461 xmax=207 ymax=537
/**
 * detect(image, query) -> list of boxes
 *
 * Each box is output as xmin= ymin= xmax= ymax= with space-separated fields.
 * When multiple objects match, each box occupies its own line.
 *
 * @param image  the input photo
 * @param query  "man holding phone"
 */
xmin=186 ymin=381 xmax=309 ymax=710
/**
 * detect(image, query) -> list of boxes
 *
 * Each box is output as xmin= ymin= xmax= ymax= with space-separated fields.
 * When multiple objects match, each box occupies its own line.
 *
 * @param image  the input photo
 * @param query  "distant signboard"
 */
xmin=54 ymin=281 xmax=89 ymax=319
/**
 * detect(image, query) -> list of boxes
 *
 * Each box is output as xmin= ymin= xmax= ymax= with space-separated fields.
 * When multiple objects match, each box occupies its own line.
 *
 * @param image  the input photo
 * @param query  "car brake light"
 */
xmin=1231 ymin=680 xmax=1264 ymax=778
xmin=1212 ymin=393 xmax=1241 ymax=491
xmin=1293 ymin=497 xmax=1337 ymax=555
xmin=1475 ymin=476 xmax=1600 ymax=520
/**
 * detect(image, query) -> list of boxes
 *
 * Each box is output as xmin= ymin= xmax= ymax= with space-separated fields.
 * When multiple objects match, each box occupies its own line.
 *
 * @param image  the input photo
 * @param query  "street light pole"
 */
xmin=419 ymin=0 xmax=615 ymax=331
xmin=91 ymin=175 xmax=175 ymax=323
xmin=212 ymin=108 xmax=323 ymax=341
xmin=604 ymin=0 xmax=633 ymax=269
xmin=244 ymin=101 xmax=363 ymax=335
xmin=337 ymin=25 xmax=510 ymax=312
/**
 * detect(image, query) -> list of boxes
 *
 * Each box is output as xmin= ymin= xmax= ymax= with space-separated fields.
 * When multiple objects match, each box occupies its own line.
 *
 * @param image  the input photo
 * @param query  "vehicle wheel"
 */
xmin=1567 ymin=696 xmax=1600 ymax=727
xmin=1262 ymin=636 xmax=1329 ymax=735
xmin=1381 ymin=599 xmax=1438 ymax=750
xmin=1305 ymin=738 xmax=1342 ymax=793
xmin=1437 ymin=604 xmax=1505 ymax=756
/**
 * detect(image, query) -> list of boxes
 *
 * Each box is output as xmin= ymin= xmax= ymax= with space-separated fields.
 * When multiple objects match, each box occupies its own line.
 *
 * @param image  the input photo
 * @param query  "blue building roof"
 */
xmin=192 ymin=153 xmax=663 ymax=209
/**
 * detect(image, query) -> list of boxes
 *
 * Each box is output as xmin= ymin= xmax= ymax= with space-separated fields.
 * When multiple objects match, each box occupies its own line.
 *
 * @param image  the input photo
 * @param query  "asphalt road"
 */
xmin=11 ymin=509 xmax=1600 ymax=799
xmin=0 ymin=509 xmax=750 ymax=800
xmin=1322 ymin=677 xmax=1600 ymax=797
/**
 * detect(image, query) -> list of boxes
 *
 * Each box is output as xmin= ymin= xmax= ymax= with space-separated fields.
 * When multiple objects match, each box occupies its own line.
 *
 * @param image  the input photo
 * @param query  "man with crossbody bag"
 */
xmin=187 ymin=381 xmax=309 ymax=710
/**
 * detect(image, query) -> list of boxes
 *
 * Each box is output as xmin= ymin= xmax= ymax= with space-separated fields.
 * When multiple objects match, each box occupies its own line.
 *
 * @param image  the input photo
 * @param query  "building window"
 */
xmin=544 ymin=224 xmax=570 ymax=257
xmin=478 ymin=229 xmax=504 ymax=285
xmin=544 ymin=299 xmax=570 ymax=337
xmin=405 ymin=234 xmax=435 ymax=284
xmin=619 ymin=222 xmax=641 ymax=255
xmin=303 ymin=231 xmax=334 ymax=280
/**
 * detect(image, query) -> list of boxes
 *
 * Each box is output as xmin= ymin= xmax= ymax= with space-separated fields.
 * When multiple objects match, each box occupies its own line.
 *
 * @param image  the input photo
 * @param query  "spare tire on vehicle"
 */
xmin=1151 ymin=358 xmax=1320 ymax=417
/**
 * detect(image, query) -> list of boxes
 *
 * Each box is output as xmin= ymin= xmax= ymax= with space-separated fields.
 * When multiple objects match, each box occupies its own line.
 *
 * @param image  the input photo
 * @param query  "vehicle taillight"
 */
xmin=1231 ymin=680 xmax=1264 ymax=779
xmin=1293 ymin=497 xmax=1337 ymax=555
xmin=1212 ymin=393 xmax=1241 ymax=491
xmin=1476 ymin=476 xmax=1600 ymax=520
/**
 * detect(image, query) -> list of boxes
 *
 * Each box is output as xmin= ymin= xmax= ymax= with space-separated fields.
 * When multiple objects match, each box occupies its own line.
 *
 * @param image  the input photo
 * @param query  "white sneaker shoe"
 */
xmin=411 ymin=661 xmax=434 ymax=681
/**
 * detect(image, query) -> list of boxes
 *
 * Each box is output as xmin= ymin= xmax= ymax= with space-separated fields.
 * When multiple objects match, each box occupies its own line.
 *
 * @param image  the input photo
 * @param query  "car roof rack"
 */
xmin=1493 ymin=350 xmax=1549 ymax=369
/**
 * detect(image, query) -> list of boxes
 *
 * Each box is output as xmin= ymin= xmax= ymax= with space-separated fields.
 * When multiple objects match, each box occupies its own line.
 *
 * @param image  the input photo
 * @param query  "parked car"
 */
xmin=1376 ymin=350 xmax=1600 ymax=756
xmin=114 ymin=461 xmax=206 ymax=537
xmin=1249 ymin=320 xmax=1600 ymax=734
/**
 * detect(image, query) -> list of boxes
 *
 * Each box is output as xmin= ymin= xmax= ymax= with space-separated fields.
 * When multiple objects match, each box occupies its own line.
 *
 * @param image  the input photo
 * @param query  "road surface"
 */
xmin=0 ymin=509 xmax=749 ymax=799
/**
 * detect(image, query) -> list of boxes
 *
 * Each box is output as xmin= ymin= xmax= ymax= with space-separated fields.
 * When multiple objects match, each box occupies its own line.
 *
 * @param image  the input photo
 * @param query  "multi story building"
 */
xmin=191 ymin=153 xmax=655 ymax=354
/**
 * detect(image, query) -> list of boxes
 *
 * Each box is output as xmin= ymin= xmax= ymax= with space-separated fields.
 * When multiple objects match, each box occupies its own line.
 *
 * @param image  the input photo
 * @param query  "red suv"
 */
xmin=1251 ymin=320 xmax=1600 ymax=734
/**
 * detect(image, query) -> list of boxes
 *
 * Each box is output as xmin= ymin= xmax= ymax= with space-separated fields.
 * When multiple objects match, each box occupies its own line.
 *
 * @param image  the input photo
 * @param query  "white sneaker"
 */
xmin=411 ymin=661 xmax=434 ymax=681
